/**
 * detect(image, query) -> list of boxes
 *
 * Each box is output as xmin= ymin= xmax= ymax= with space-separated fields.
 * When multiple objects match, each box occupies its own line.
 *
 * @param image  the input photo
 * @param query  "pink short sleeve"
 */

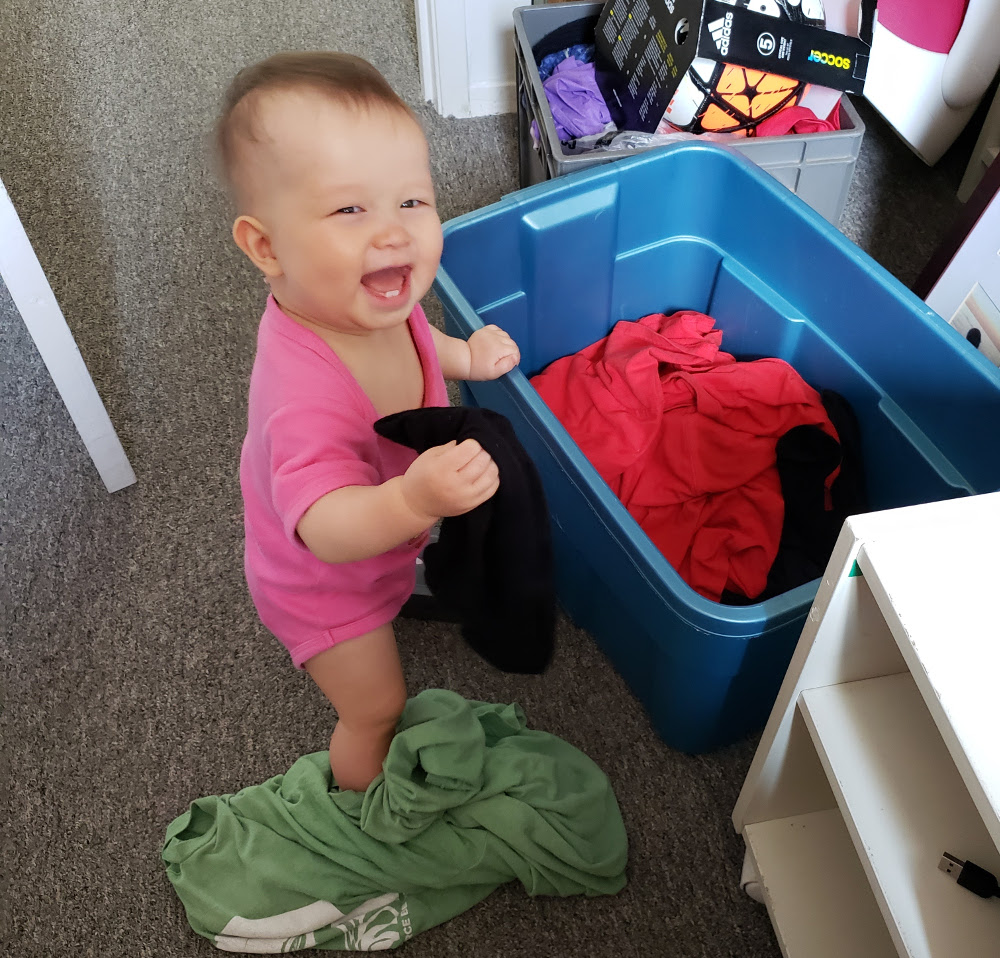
xmin=266 ymin=398 xmax=381 ymax=542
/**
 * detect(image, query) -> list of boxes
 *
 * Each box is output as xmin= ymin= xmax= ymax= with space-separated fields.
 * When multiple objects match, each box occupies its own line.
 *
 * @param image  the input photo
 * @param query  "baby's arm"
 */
xmin=297 ymin=438 xmax=498 ymax=563
xmin=430 ymin=325 xmax=520 ymax=381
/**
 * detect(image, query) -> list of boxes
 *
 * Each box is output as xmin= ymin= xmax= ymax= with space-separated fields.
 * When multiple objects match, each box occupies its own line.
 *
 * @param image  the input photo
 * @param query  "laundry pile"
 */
xmin=535 ymin=44 xmax=614 ymax=144
xmin=535 ymin=43 xmax=840 ymax=147
xmin=163 ymin=689 xmax=628 ymax=953
xmin=531 ymin=310 xmax=866 ymax=603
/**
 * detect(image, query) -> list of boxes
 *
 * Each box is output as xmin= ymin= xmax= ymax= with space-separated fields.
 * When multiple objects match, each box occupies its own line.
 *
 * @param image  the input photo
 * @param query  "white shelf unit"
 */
xmin=733 ymin=492 xmax=1000 ymax=958
xmin=744 ymin=810 xmax=898 ymax=958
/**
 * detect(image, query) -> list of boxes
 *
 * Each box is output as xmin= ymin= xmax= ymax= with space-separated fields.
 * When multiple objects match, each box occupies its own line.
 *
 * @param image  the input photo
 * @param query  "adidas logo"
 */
xmin=708 ymin=13 xmax=733 ymax=57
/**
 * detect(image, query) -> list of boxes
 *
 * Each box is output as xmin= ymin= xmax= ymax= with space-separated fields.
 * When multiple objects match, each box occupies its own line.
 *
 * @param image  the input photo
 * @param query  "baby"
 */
xmin=217 ymin=52 xmax=520 ymax=791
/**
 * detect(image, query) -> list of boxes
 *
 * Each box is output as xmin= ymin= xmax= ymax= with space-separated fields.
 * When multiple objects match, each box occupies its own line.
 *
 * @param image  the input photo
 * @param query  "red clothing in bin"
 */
xmin=530 ymin=311 xmax=839 ymax=602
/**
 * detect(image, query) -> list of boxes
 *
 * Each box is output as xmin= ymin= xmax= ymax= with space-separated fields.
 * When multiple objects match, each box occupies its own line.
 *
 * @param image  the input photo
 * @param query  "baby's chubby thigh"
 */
xmin=304 ymin=619 xmax=407 ymax=727
xmin=300 ymin=546 xmax=422 ymax=790
xmin=306 ymin=547 xmax=418 ymax=721
xmin=304 ymin=621 xmax=408 ymax=791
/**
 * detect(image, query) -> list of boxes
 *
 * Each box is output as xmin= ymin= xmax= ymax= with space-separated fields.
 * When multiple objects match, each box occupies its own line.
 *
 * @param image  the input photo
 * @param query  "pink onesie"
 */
xmin=240 ymin=295 xmax=449 ymax=668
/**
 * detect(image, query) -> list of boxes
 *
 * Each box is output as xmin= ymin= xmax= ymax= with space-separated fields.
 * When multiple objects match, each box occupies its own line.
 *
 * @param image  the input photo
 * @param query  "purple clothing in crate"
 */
xmin=538 ymin=43 xmax=595 ymax=82
xmin=543 ymin=57 xmax=612 ymax=142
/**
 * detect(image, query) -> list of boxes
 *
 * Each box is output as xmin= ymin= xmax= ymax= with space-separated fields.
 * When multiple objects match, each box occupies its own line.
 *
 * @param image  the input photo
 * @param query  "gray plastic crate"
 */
xmin=515 ymin=2 xmax=865 ymax=225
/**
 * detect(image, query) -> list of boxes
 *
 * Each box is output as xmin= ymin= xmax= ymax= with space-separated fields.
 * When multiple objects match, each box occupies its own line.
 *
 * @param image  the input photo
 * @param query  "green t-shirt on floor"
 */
xmin=162 ymin=689 xmax=628 ymax=952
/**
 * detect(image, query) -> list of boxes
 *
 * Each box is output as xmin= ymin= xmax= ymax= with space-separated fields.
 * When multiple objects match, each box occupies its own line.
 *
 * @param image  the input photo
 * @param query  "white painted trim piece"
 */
xmin=413 ymin=0 xmax=519 ymax=118
xmin=0 ymin=177 xmax=136 ymax=493
xmin=414 ymin=0 xmax=433 ymax=104
xmin=469 ymin=79 xmax=517 ymax=117
xmin=414 ymin=0 xmax=471 ymax=118
xmin=414 ymin=0 xmax=443 ymax=106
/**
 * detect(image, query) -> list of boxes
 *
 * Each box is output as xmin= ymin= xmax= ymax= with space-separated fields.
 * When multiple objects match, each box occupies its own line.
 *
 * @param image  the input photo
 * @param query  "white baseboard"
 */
xmin=469 ymin=79 xmax=517 ymax=116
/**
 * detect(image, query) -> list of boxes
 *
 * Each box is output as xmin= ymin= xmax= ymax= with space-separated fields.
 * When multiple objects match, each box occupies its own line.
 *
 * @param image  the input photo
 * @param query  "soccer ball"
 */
xmin=661 ymin=0 xmax=825 ymax=137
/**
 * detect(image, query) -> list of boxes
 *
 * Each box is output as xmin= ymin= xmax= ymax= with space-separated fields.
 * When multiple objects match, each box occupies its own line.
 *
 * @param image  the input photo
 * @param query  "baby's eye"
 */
xmin=400 ymin=199 xmax=424 ymax=209
xmin=334 ymin=206 xmax=363 ymax=215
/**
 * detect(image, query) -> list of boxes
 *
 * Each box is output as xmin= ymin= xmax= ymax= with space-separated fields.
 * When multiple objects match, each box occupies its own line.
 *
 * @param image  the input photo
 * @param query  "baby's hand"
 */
xmin=401 ymin=439 xmax=499 ymax=520
xmin=468 ymin=325 xmax=520 ymax=381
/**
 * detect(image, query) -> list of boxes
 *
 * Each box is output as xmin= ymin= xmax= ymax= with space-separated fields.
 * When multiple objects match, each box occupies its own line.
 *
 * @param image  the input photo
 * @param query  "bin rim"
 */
xmin=441 ymin=139 xmax=945 ymax=329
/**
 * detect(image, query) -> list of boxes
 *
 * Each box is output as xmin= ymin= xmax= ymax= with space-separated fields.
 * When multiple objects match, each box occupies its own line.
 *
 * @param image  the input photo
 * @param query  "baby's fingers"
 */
xmin=457 ymin=446 xmax=496 ymax=484
xmin=494 ymin=351 xmax=519 ymax=375
xmin=444 ymin=438 xmax=485 ymax=468
xmin=467 ymin=461 xmax=500 ymax=507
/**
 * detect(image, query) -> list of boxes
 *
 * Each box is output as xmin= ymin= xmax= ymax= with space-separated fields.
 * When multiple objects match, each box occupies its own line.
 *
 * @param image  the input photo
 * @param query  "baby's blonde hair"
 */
xmin=216 ymin=51 xmax=416 ymax=203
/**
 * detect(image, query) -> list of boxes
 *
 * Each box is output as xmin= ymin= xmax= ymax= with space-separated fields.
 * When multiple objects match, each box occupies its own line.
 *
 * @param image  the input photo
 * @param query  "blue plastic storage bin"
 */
xmin=434 ymin=143 xmax=1000 ymax=753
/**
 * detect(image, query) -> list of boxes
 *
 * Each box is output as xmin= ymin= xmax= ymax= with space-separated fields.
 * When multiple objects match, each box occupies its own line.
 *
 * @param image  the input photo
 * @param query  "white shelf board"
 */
xmin=857 ymin=528 xmax=1000 ymax=852
xmin=744 ymin=809 xmax=897 ymax=958
xmin=799 ymin=674 xmax=1000 ymax=958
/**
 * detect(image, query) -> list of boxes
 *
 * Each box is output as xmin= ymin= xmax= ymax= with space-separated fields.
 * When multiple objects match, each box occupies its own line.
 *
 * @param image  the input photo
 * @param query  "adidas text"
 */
xmin=708 ymin=13 xmax=733 ymax=57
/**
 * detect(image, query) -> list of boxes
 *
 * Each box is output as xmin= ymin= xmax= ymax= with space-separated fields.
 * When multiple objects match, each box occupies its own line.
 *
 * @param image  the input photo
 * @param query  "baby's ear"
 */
xmin=232 ymin=215 xmax=282 ymax=278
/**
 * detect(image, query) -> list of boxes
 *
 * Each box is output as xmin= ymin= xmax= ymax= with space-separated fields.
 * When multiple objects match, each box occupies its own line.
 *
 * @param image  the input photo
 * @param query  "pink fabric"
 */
xmin=755 ymin=104 xmax=840 ymax=138
xmin=241 ymin=295 xmax=449 ymax=668
xmin=877 ymin=0 xmax=968 ymax=54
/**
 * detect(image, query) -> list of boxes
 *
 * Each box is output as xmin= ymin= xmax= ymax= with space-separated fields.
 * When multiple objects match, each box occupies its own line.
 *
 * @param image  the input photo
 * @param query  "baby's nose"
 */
xmin=372 ymin=216 xmax=410 ymax=248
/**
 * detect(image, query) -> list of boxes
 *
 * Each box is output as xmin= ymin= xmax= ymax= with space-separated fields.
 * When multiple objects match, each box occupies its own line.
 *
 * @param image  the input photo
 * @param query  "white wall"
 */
xmin=416 ymin=0 xmax=520 ymax=118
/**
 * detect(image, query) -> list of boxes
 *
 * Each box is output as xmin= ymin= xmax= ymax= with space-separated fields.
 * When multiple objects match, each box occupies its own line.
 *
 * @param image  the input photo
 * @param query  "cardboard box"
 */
xmin=595 ymin=0 xmax=874 ymax=132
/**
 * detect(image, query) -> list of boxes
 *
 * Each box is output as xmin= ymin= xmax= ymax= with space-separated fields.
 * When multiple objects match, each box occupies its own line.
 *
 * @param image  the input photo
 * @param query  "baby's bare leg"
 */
xmin=304 ymin=622 xmax=407 ymax=792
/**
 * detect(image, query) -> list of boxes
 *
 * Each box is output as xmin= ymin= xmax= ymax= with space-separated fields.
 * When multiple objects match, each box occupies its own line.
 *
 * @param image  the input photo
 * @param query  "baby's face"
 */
xmin=247 ymin=91 xmax=443 ymax=335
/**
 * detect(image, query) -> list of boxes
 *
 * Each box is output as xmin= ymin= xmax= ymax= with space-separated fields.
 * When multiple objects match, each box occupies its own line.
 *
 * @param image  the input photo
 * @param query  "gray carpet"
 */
xmin=0 ymin=1 xmax=983 ymax=955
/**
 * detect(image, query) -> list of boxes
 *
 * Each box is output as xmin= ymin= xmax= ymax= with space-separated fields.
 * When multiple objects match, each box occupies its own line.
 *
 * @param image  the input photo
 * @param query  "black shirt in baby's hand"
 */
xmin=375 ymin=406 xmax=555 ymax=675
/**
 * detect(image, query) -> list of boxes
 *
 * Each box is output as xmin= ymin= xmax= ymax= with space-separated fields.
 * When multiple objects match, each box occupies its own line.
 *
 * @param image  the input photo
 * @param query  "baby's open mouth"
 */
xmin=361 ymin=265 xmax=411 ymax=301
